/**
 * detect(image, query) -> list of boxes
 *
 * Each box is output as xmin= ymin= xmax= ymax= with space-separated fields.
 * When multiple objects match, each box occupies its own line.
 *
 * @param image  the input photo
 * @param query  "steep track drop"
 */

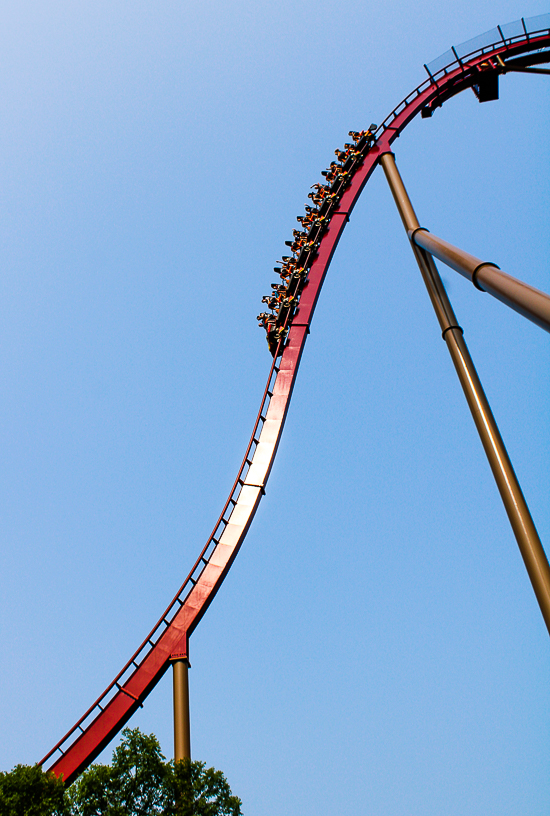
xmin=39 ymin=15 xmax=550 ymax=784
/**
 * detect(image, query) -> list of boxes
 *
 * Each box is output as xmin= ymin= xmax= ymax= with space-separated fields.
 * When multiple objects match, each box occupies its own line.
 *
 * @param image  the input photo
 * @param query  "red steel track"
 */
xmin=40 ymin=17 xmax=550 ymax=785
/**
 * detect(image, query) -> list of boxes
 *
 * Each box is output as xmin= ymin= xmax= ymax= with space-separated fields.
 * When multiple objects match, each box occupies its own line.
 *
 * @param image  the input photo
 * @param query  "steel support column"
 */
xmin=379 ymin=150 xmax=550 ymax=636
xmin=172 ymin=657 xmax=191 ymax=761
xmin=409 ymin=227 xmax=550 ymax=332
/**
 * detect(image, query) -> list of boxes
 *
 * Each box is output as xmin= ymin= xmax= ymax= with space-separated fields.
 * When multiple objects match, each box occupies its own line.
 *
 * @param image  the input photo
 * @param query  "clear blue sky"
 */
xmin=1 ymin=2 xmax=549 ymax=814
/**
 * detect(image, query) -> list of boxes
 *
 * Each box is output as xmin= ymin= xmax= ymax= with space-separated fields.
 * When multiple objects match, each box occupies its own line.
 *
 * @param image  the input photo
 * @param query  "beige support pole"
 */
xmin=172 ymin=657 xmax=191 ymax=761
xmin=410 ymin=227 xmax=550 ymax=332
xmin=380 ymin=150 xmax=550 ymax=636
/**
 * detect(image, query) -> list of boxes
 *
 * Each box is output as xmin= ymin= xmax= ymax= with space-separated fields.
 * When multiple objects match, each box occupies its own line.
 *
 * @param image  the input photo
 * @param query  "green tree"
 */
xmin=167 ymin=758 xmax=242 ymax=816
xmin=67 ymin=729 xmax=242 ymax=816
xmin=0 ymin=763 xmax=68 ymax=816
xmin=68 ymin=729 xmax=168 ymax=816
xmin=1 ymin=730 xmax=242 ymax=816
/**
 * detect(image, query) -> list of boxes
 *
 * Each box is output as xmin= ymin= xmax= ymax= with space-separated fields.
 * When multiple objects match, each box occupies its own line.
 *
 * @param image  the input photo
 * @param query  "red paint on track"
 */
xmin=39 ymin=27 xmax=550 ymax=785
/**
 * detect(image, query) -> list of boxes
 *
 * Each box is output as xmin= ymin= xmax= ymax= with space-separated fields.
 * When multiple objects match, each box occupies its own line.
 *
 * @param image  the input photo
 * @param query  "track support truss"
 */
xmin=380 ymin=150 xmax=550 ymax=636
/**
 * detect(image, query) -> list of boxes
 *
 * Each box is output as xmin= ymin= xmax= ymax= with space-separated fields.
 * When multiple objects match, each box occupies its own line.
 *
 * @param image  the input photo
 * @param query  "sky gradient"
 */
xmin=1 ymin=2 xmax=549 ymax=814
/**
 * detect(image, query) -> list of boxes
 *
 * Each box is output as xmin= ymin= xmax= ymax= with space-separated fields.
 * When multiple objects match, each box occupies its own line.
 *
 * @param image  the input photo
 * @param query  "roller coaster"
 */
xmin=38 ymin=14 xmax=550 ymax=785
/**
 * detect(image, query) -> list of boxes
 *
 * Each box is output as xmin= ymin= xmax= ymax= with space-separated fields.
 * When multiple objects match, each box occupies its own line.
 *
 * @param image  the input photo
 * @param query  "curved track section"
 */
xmin=40 ymin=16 xmax=550 ymax=785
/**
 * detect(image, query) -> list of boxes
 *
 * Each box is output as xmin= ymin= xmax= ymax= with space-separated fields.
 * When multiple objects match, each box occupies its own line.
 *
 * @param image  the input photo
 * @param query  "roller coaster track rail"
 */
xmin=39 ymin=13 xmax=550 ymax=785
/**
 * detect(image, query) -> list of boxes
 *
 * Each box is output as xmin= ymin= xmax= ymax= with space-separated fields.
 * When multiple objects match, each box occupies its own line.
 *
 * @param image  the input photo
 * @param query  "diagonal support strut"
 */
xmin=409 ymin=227 xmax=550 ymax=332
xmin=379 ymin=150 xmax=550 ymax=636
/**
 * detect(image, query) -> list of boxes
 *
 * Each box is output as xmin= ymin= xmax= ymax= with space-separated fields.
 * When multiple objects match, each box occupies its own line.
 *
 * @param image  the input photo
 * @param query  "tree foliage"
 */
xmin=1 ymin=730 xmax=242 ymax=816
xmin=168 ymin=758 xmax=242 ymax=816
xmin=68 ymin=730 xmax=168 ymax=816
xmin=0 ymin=763 xmax=67 ymax=816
